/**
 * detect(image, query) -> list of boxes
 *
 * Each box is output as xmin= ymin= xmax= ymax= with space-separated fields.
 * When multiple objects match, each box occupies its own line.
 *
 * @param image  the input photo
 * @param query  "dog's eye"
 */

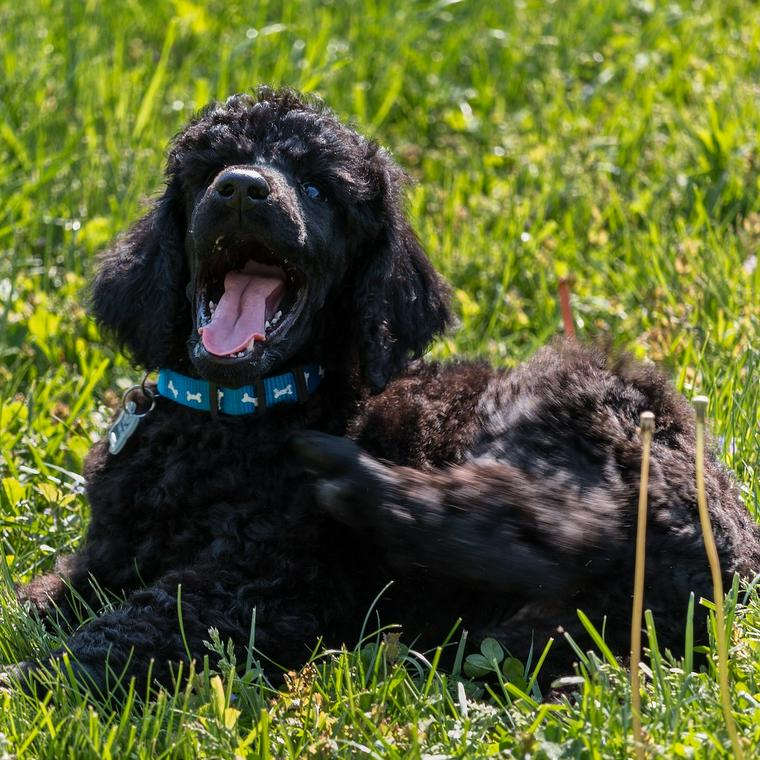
xmin=302 ymin=182 xmax=325 ymax=202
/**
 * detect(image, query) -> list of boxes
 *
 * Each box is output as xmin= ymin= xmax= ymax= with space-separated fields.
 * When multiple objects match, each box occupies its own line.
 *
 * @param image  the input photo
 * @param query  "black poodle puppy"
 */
xmin=10 ymin=87 xmax=760 ymax=696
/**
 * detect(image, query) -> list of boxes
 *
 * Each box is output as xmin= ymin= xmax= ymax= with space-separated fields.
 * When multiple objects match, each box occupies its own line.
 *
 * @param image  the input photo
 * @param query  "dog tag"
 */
xmin=107 ymin=384 xmax=155 ymax=455
xmin=108 ymin=399 xmax=141 ymax=455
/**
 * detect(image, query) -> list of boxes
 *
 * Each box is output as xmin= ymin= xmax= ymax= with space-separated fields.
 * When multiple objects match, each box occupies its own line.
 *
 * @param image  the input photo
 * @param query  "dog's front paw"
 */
xmin=1 ymin=656 xmax=105 ymax=699
xmin=0 ymin=661 xmax=40 ymax=695
xmin=0 ymin=663 xmax=18 ymax=692
xmin=290 ymin=431 xmax=396 ymax=526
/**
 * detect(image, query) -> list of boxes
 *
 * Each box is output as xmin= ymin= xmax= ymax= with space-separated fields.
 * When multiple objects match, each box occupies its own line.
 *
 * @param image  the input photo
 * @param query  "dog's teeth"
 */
xmin=209 ymin=300 xmax=216 ymax=314
xmin=265 ymin=320 xmax=271 ymax=329
xmin=247 ymin=338 xmax=256 ymax=350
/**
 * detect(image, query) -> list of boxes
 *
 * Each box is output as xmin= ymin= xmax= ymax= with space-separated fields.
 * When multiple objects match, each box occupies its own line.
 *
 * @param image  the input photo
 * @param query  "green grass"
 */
xmin=1 ymin=0 xmax=759 ymax=756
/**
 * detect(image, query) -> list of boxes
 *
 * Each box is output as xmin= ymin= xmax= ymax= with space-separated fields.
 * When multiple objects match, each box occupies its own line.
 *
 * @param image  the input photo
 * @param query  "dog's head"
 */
xmin=91 ymin=88 xmax=451 ymax=390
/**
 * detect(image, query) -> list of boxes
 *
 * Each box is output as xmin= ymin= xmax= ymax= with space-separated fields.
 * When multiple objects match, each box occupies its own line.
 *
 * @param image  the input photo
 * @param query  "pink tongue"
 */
xmin=200 ymin=267 xmax=285 ymax=356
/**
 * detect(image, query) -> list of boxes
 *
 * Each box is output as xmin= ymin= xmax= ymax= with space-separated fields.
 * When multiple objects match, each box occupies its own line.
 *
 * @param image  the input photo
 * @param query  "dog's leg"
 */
xmin=10 ymin=565 xmax=318 ymax=696
xmin=292 ymin=431 xmax=628 ymax=594
xmin=15 ymin=573 xmax=69 ymax=616
xmin=14 ymin=555 xmax=89 ymax=624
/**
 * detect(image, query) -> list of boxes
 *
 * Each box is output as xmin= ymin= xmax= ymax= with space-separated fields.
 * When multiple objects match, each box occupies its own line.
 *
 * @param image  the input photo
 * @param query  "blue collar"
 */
xmin=156 ymin=363 xmax=324 ymax=416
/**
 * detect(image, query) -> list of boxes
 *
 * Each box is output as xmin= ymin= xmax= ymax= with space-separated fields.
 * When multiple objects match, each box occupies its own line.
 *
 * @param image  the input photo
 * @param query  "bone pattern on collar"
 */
xmin=156 ymin=364 xmax=324 ymax=415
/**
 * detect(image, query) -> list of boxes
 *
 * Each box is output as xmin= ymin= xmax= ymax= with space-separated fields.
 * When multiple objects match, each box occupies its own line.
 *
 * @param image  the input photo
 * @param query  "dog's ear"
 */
xmin=90 ymin=179 xmax=189 ymax=369
xmin=353 ymin=192 xmax=452 ymax=391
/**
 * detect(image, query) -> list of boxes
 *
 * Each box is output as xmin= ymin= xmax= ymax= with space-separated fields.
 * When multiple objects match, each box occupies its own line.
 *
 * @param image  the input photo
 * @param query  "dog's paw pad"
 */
xmin=315 ymin=478 xmax=368 ymax=526
xmin=292 ymin=433 xmax=399 ymax=525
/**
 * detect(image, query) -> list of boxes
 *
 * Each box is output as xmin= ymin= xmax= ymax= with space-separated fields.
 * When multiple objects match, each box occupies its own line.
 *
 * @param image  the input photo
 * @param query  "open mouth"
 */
xmin=194 ymin=241 xmax=307 ymax=360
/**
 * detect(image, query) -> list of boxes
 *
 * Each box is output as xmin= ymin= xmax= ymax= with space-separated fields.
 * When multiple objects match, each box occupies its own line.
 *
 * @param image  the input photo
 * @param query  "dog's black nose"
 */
xmin=213 ymin=168 xmax=270 ymax=208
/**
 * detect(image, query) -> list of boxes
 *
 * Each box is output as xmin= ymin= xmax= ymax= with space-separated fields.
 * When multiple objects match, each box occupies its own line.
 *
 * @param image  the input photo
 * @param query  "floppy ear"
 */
xmin=354 ymin=211 xmax=452 ymax=391
xmin=90 ymin=180 xmax=190 ymax=369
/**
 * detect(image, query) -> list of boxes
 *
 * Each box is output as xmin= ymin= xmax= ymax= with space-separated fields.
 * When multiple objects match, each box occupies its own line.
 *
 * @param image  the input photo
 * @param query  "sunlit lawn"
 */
xmin=1 ymin=0 xmax=758 ymax=756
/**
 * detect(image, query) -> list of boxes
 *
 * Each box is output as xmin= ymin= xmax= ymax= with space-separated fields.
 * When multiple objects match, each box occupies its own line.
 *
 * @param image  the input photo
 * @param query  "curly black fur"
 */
xmin=12 ymin=87 xmax=760 ymax=696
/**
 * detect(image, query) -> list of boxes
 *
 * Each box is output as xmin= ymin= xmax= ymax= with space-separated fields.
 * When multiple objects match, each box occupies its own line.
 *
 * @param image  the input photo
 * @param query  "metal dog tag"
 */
xmin=107 ymin=384 xmax=155 ymax=455
xmin=108 ymin=400 xmax=141 ymax=455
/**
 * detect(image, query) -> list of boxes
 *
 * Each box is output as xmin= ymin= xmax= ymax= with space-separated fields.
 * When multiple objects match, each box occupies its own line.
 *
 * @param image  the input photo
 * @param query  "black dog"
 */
xmin=10 ymin=88 xmax=760 ymax=695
